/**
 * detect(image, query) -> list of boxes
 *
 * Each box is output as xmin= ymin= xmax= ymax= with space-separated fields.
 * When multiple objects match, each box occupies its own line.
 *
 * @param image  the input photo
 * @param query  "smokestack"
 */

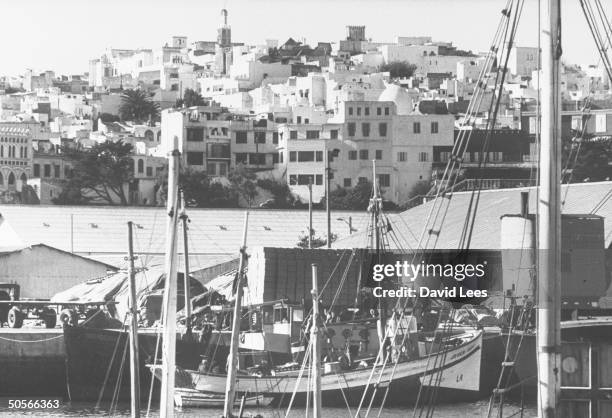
xmin=520 ymin=191 xmax=529 ymax=217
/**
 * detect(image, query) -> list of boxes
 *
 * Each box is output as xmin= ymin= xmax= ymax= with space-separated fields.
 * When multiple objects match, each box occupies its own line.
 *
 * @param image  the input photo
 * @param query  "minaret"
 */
xmin=217 ymin=8 xmax=232 ymax=75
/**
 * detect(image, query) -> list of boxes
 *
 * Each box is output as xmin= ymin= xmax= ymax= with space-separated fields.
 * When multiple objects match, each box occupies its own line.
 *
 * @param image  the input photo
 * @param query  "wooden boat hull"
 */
xmin=63 ymin=326 xmax=229 ymax=402
xmin=174 ymin=388 xmax=273 ymax=408
xmin=153 ymin=330 xmax=484 ymax=406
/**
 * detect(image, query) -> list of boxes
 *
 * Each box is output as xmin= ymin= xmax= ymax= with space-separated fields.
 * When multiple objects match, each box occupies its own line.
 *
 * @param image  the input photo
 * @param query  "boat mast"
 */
xmin=179 ymin=190 xmax=191 ymax=334
xmin=160 ymin=136 xmax=181 ymax=418
xmin=223 ymin=211 xmax=250 ymax=418
xmin=372 ymin=161 xmax=386 ymax=345
xmin=537 ymin=0 xmax=562 ymax=416
xmin=127 ymin=221 xmax=141 ymax=418
xmin=311 ymin=263 xmax=322 ymax=418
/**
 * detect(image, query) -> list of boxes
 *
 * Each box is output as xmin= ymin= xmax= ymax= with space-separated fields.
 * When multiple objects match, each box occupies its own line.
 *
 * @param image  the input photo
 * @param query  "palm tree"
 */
xmin=118 ymin=89 xmax=160 ymax=123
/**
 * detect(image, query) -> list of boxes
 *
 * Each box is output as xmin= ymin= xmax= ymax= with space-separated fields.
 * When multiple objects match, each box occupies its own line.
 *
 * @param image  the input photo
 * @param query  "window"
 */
xmin=348 ymin=150 xmax=357 ymax=160
xmin=34 ymin=164 xmax=40 ymax=177
xmin=219 ymin=163 xmax=227 ymax=176
xmin=272 ymin=153 xmax=279 ymax=164
xmin=490 ymin=151 xmax=503 ymax=162
xmin=289 ymin=175 xmax=297 ymax=185
xmin=379 ymin=123 xmax=387 ymax=137
xmin=255 ymin=131 xmax=266 ymax=144
xmin=304 ymin=118 xmax=309 ymax=124
xmin=418 ymin=152 xmax=428 ymax=162
xmin=596 ymin=114 xmax=607 ymax=132
xmin=378 ymin=174 xmax=390 ymax=187
xmin=54 ymin=165 xmax=60 ymax=178
xmin=290 ymin=130 xmax=298 ymax=139
xmin=289 ymin=151 xmax=297 ymax=162
xmin=358 ymin=176 xmax=367 ymax=184
xmin=187 ymin=152 xmax=204 ymax=165
xmin=44 ymin=164 xmax=51 ymax=177
xmin=362 ymin=123 xmax=370 ymax=137
xmin=357 ymin=107 xmax=361 ymax=116
xmin=359 ymin=149 xmax=369 ymax=160
xmin=347 ymin=123 xmax=356 ymax=137
xmin=439 ymin=151 xmax=451 ymax=162
xmin=297 ymin=151 xmax=315 ymax=162
xmin=397 ymin=152 xmax=407 ymax=162
xmin=384 ymin=107 xmax=390 ymax=116
xmin=330 ymin=129 xmax=339 ymax=139
xmin=297 ymin=116 xmax=302 ymax=124
xmin=377 ymin=107 xmax=382 ymax=116
xmin=431 ymin=121 xmax=439 ymax=134
xmin=146 ymin=167 xmax=153 ymax=176
xmin=235 ymin=153 xmax=248 ymax=164
xmin=315 ymin=151 xmax=323 ymax=162
xmin=207 ymin=162 xmax=217 ymax=175
xmin=272 ymin=132 xmax=279 ymax=144
xmin=297 ymin=175 xmax=314 ymax=185
xmin=249 ymin=153 xmax=266 ymax=165
xmin=306 ymin=130 xmax=320 ymax=139
xmin=235 ymin=131 xmax=247 ymax=143
xmin=364 ymin=107 xmax=370 ymax=116
xmin=187 ymin=128 xmax=204 ymax=142
xmin=315 ymin=175 xmax=323 ymax=185
xmin=348 ymin=107 xmax=353 ymax=116
xmin=413 ymin=122 xmax=421 ymax=134
xmin=137 ymin=159 xmax=144 ymax=174
xmin=375 ymin=150 xmax=382 ymax=160
xmin=344 ymin=178 xmax=352 ymax=187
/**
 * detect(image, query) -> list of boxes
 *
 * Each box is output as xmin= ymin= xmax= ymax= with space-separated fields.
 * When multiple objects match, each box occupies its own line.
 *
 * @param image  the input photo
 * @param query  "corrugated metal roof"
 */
xmin=0 ymin=205 xmax=371 ymax=264
xmin=333 ymin=181 xmax=612 ymax=250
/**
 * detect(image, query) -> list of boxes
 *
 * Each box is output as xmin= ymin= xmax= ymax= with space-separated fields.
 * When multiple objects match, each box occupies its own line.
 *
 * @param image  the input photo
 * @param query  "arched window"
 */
xmin=144 ymin=130 xmax=154 ymax=142
xmin=8 ymin=172 xmax=15 ymax=186
xmin=0 ymin=172 xmax=3 ymax=185
xmin=157 ymin=131 xmax=161 ymax=142
xmin=129 ymin=159 xmax=135 ymax=174
xmin=137 ymin=159 xmax=144 ymax=174
xmin=0 ymin=145 xmax=3 ymax=157
xmin=20 ymin=173 xmax=27 ymax=183
xmin=23 ymin=147 xmax=27 ymax=158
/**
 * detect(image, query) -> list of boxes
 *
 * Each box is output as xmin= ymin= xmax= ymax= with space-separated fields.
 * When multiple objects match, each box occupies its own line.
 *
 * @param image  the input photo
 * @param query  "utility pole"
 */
xmin=311 ymin=263 xmax=322 ymax=418
xmin=127 ymin=221 xmax=141 ymax=418
xmin=537 ymin=0 xmax=562 ymax=417
xmin=308 ymin=178 xmax=313 ymax=249
xmin=179 ymin=190 xmax=191 ymax=334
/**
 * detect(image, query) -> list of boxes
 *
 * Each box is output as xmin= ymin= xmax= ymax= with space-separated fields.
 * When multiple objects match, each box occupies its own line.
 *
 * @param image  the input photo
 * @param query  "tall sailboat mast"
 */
xmin=310 ymin=263 xmax=322 ymax=418
xmin=127 ymin=221 xmax=141 ymax=418
xmin=537 ymin=0 xmax=562 ymax=416
xmin=160 ymin=136 xmax=181 ymax=418
xmin=223 ymin=211 xmax=250 ymax=418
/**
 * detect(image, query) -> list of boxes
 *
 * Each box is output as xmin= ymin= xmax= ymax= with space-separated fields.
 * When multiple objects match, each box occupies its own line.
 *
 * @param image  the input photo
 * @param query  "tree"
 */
xmin=380 ymin=61 xmax=417 ymax=79
xmin=175 ymin=88 xmax=206 ymax=108
xmin=296 ymin=229 xmax=337 ymax=248
xmin=156 ymin=168 xmax=237 ymax=208
xmin=256 ymin=178 xmax=298 ymax=208
xmin=403 ymin=180 xmax=432 ymax=209
xmin=118 ymin=89 xmax=160 ymax=123
xmin=228 ymin=164 xmax=258 ymax=207
xmin=55 ymin=141 xmax=134 ymax=205
xmin=563 ymin=136 xmax=612 ymax=182
xmin=329 ymin=180 xmax=373 ymax=210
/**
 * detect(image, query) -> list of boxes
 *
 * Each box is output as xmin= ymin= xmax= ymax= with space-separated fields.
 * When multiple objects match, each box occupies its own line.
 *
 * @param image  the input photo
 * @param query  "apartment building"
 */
xmin=161 ymin=103 xmax=232 ymax=177
xmin=0 ymin=123 xmax=33 ymax=193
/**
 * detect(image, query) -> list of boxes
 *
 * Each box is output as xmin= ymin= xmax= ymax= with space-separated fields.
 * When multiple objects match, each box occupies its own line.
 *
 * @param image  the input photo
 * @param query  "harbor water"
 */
xmin=0 ymin=400 xmax=537 ymax=417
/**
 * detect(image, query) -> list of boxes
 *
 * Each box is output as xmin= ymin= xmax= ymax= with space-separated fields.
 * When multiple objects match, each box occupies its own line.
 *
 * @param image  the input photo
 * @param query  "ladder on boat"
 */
xmin=486 ymin=298 xmax=535 ymax=418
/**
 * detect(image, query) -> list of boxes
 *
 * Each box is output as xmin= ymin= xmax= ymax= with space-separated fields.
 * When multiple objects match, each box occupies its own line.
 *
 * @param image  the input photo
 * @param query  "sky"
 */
xmin=0 ymin=0 xmax=603 ymax=77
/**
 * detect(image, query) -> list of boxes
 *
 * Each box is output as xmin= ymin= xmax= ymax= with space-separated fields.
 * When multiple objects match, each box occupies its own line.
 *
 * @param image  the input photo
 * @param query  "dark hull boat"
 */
xmin=64 ymin=326 xmax=229 ymax=402
xmin=152 ymin=330 xmax=486 ymax=407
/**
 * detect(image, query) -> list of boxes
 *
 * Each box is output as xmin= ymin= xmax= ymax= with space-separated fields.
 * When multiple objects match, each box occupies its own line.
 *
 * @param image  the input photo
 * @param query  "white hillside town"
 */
xmin=2 ymin=1 xmax=612 ymax=418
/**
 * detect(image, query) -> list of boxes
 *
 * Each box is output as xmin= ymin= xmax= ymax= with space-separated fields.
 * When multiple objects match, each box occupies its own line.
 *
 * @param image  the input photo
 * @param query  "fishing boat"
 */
xmin=153 ymin=327 xmax=483 ymax=406
xmin=173 ymin=388 xmax=273 ymax=408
